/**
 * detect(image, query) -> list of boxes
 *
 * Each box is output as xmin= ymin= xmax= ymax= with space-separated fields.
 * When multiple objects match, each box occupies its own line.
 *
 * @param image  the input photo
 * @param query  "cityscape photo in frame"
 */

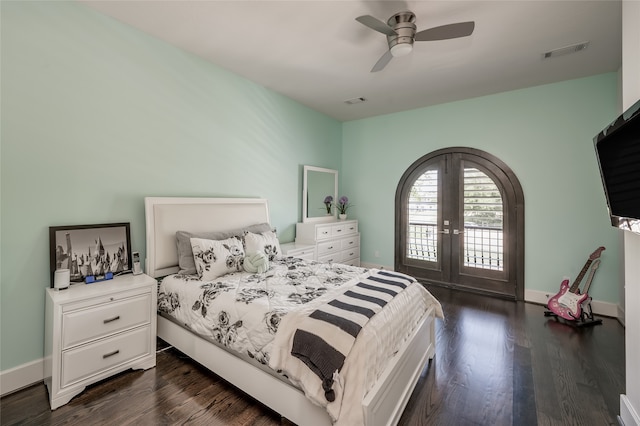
xmin=49 ymin=222 xmax=132 ymax=287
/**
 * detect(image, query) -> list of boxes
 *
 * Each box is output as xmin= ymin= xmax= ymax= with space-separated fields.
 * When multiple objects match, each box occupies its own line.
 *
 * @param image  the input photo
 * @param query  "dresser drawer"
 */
xmin=318 ymin=251 xmax=343 ymax=263
xmin=317 ymin=240 xmax=341 ymax=257
xmin=280 ymin=242 xmax=316 ymax=260
xmin=62 ymin=294 xmax=151 ymax=349
xmin=343 ymin=222 xmax=358 ymax=235
xmin=342 ymin=257 xmax=361 ymax=267
xmin=61 ymin=325 xmax=151 ymax=388
xmin=315 ymin=225 xmax=332 ymax=240
xmin=341 ymin=235 xmax=359 ymax=250
xmin=331 ymin=224 xmax=348 ymax=238
xmin=292 ymin=250 xmax=315 ymax=261
xmin=342 ymin=246 xmax=360 ymax=262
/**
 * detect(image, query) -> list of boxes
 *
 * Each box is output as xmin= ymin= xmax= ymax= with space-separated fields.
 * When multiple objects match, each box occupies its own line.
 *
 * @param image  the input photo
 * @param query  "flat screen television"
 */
xmin=594 ymin=98 xmax=640 ymax=234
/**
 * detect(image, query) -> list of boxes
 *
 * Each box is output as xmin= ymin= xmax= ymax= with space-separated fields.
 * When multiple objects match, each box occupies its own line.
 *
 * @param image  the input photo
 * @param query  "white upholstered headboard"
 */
xmin=144 ymin=197 xmax=270 ymax=278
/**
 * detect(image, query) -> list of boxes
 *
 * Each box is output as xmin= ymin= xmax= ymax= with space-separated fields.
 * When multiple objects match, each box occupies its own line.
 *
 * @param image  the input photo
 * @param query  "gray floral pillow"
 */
xmin=176 ymin=222 xmax=271 ymax=275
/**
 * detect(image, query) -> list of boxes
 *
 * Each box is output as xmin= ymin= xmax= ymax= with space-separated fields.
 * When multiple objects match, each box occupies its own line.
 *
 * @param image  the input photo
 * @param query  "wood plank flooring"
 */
xmin=0 ymin=286 xmax=624 ymax=426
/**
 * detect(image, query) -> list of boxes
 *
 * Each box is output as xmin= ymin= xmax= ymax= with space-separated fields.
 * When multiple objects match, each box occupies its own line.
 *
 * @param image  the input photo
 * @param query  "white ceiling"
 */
xmin=80 ymin=1 xmax=622 ymax=122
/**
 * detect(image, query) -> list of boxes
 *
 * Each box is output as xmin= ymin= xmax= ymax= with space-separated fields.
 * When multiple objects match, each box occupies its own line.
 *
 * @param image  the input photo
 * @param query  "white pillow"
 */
xmin=244 ymin=231 xmax=281 ymax=261
xmin=190 ymin=236 xmax=245 ymax=280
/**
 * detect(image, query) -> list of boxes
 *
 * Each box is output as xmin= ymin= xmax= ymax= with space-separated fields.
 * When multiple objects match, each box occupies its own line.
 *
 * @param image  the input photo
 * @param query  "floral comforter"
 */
xmin=158 ymin=257 xmax=443 ymax=424
xmin=157 ymin=257 xmax=369 ymax=365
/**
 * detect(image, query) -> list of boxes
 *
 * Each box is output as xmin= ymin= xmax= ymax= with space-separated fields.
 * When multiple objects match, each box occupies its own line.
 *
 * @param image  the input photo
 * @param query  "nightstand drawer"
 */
xmin=61 ymin=325 xmax=151 ymax=388
xmin=317 ymin=240 xmax=340 ymax=256
xmin=62 ymin=294 xmax=151 ymax=349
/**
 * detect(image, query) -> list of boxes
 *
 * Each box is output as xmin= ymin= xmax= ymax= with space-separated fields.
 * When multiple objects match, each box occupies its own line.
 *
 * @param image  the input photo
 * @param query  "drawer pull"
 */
xmin=102 ymin=349 xmax=120 ymax=359
xmin=103 ymin=315 xmax=120 ymax=324
xmin=328 ymin=246 xmax=334 ymax=249
xmin=336 ymin=229 xmax=342 ymax=233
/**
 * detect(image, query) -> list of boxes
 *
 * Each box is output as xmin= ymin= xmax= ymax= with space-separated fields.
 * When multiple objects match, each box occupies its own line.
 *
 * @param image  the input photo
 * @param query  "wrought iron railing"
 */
xmin=407 ymin=223 xmax=504 ymax=270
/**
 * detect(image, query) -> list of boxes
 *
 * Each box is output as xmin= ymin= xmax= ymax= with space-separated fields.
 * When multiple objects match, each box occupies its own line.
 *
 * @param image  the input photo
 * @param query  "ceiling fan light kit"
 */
xmin=390 ymin=44 xmax=413 ymax=57
xmin=356 ymin=10 xmax=475 ymax=72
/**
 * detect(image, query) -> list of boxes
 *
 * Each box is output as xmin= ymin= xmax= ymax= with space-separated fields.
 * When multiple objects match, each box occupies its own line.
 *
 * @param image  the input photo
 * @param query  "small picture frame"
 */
xmin=49 ymin=223 xmax=132 ymax=287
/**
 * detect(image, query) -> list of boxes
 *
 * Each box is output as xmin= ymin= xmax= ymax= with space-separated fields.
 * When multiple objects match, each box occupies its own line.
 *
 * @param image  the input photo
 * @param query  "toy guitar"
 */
xmin=581 ymin=259 xmax=600 ymax=296
xmin=547 ymin=246 xmax=605 ymax=320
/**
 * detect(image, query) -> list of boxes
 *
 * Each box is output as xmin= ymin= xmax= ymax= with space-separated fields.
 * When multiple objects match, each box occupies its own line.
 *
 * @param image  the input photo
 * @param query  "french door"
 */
xmin=395 ymin=148 xmax=524 ymax=299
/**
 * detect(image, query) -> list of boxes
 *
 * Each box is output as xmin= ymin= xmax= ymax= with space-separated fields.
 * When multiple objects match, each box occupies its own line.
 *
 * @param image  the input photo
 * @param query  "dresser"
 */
xmin=44 ymin=273 xmax=157 ymax=409
xmin=295 ymin=220 xmax=360 ymax=266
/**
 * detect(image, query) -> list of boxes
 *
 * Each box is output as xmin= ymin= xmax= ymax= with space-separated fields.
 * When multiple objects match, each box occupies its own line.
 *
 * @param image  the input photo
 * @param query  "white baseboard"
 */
xmin=618 ymin=303 xmax=626 ymax=326
xmin=0 ymin=358 xmax=44 ymax=397
xmin=360 ymin=261 xmax=393 ymax=270
xmin=359 ymin=272 xmax=624 ymax=321
xmin=524 ymin=289 xmax=621 ymax=318
xmin=621 ymin=394 xmax=640 ymax=426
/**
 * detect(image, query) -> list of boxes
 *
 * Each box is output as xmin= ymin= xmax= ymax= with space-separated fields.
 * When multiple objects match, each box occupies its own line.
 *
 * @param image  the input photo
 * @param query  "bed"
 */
xmin=144 ymin=197 xmax=441 ymax=426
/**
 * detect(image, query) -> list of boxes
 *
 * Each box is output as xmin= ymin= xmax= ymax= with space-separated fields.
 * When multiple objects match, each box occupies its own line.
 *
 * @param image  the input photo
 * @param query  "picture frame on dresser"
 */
xmin=48 ymin=223 xmax=132 ymax=287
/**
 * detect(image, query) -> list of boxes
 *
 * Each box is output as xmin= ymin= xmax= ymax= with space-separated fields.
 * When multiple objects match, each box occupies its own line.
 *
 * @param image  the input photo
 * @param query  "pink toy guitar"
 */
xmin=547 ymin=246 xmax=605 ymax=320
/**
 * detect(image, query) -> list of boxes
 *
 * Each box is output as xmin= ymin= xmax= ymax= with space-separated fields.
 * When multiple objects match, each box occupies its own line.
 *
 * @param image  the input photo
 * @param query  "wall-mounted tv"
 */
xmin=594 ymin=98 xmax=640 ymax=234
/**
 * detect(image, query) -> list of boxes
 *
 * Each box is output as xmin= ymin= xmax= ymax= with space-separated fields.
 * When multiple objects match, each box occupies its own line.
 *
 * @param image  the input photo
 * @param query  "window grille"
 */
xmin=463 ymin=168 xmax=504 ymax=270
xmin=407 ymin=170 xmax=438 ymax=262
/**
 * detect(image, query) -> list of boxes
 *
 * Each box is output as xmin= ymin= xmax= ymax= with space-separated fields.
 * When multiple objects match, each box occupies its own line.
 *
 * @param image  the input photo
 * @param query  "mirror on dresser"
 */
xmin=303 ymin=165 xmax=338 ymax=223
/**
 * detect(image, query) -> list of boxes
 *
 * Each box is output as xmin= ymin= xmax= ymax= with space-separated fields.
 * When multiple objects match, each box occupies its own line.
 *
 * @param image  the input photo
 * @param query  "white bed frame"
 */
xmin=144 ymin=197 xmax=436 ymax=426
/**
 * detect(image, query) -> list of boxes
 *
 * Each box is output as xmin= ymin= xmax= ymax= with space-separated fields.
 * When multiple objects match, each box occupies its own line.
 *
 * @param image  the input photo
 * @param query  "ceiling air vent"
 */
xmin=344 ymin=97 xmax=366 ymax=105
xmin=543 ymin=41 xmax=589 ymax=59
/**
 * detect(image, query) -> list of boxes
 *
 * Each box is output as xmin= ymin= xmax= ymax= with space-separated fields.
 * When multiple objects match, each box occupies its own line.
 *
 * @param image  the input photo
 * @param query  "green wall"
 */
xmin=0 ymin=1 xmax=341 ymax=371
xmin=342 ymin=73 xmax=621 ymax=304
xmin=0 ymin=1 xmax=622 ymax=375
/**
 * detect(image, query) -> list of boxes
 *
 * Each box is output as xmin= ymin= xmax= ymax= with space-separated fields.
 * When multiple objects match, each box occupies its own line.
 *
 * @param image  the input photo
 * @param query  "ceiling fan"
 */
xmin=355 ymin=11 xmax=475 ymax=72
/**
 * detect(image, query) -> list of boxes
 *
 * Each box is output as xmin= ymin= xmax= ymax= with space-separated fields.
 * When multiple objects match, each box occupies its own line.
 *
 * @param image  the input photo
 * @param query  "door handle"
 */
xmin=453 ymin=229 xmax=464 ymax=235
xmin=438 ymin=229 xmax=450 ymax=234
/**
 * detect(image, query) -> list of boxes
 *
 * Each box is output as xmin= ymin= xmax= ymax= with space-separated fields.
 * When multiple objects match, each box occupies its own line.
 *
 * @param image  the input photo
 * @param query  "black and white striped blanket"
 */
xmin=269 ymin=268 xmax=443 ymax=426
xmin=289 ymin=270 xmax=413 ymax=402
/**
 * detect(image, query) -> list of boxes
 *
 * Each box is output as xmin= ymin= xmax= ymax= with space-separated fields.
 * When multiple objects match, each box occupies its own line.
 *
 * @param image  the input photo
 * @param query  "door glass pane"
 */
xmin=463 ymin=167 xmax=503 ymax=270
xmin=407 ymin=169 xmax=438 ymax=262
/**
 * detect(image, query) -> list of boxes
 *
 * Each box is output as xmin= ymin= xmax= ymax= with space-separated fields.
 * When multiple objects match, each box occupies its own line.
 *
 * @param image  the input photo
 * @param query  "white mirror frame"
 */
xmin=302 ymin=165 xmax=338 ymax=223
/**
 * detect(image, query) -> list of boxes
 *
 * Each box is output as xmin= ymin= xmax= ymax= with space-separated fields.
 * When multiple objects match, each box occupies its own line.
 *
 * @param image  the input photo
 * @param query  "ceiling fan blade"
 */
xmin=415 ymin=21 xmax=475 ymax=41
xmin=371 ymin=50 xmax=393 ymax=73
xmin=356 ymin=15 xmax=397 ymax=37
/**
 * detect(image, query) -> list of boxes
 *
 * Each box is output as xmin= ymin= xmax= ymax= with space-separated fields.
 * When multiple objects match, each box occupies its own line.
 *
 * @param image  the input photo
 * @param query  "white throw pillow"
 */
xmin=190 ymin=236 xmax=245 ymax=280
xmin=244 ymin=231 xmax=281 ymax=261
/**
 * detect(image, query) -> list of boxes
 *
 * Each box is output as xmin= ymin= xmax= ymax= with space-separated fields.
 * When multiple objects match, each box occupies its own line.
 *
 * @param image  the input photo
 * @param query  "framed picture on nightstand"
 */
xmin=48 ymin=223 xmax=132 ymax=287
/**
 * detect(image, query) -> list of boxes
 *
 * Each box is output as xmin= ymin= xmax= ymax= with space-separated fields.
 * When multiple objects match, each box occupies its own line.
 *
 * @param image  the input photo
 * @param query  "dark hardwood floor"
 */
xmin=1 ymin=286 xmax=624 ymax=426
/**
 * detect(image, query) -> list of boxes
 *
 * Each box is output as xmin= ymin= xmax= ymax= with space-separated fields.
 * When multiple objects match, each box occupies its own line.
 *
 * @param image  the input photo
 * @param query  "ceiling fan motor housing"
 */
xmin=387 ymin=11 xmax=416 ymax=56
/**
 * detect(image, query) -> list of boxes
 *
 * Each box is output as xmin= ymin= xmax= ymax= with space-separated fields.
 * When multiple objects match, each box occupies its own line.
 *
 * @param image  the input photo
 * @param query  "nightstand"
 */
xmin=280 ymin=242 xmax=316 ymax=261
xmin=44 ymin=273 xmax=157 ymax=409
